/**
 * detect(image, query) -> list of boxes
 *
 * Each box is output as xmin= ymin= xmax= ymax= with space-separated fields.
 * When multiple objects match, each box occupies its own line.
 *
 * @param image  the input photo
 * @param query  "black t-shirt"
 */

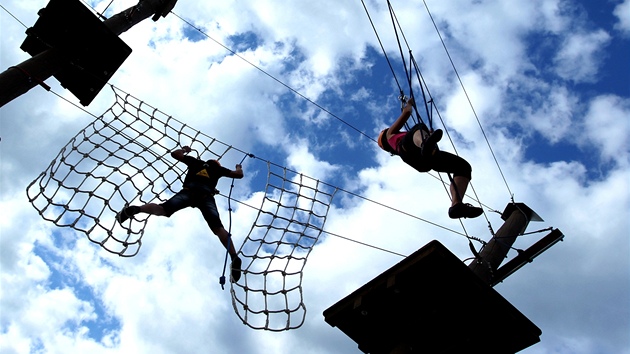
xmin=181 ymin=156 xmax=231 ymax=193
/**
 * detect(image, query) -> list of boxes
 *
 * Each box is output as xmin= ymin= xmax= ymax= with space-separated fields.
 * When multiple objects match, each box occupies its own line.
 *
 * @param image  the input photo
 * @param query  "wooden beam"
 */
xmin=491 ymin=228 xmax=564 ymax=286
xmin=468 ymin=202 xmax=542 ymax=285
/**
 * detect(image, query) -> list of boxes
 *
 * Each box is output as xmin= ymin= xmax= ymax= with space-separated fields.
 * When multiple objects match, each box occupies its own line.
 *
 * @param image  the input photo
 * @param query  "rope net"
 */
xmin=231 ymin=163 xmax=338 ymax=331
xmin=26 ymin=85 xmax=246 ymax=256
xmin=27 ymin=84 xmax=338 ymax=330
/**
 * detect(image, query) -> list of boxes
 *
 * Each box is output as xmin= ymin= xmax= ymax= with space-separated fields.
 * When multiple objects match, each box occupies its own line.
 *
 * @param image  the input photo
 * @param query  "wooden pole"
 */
xmin=0 ymin=0 xmax=177 ymax=108
xmin=468 ymin=204 xmax=531 ymax=285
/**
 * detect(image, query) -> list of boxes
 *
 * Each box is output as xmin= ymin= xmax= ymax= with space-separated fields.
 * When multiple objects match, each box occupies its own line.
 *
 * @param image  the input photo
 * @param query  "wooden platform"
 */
xmin=323 ymin=240 xmax=541 ymax=354
xmin=21 ymin=0 xmax=131 ymax=105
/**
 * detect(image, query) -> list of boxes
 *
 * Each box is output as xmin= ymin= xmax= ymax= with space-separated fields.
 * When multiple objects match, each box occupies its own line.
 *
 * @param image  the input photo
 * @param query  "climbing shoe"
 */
xmin=448 ymin=203 xmax=483 ymax=219
xmin=116 ymin=206 xmax=140 ymax=224
xmin=421 ymin=129 xmax=443 ymax=157
xmin=231 ymin=256 xmax=242 ymax=282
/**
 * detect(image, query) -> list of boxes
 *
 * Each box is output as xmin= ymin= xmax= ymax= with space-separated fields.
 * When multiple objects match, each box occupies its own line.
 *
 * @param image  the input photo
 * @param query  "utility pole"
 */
xmin=0 ymin=0 xmax=178 ymax=108
xmin=467 ymin=203 xmax=535 ymax=284
xmin=468 ymin=202 xmax=563 ymax=286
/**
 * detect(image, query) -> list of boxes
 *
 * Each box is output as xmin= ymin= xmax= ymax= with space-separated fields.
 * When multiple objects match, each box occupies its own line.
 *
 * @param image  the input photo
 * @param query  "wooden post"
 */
xmin=0 ymin=0 xmax=178 ymax=108
xmin=469 ymin=203 xmax=541 ymax=285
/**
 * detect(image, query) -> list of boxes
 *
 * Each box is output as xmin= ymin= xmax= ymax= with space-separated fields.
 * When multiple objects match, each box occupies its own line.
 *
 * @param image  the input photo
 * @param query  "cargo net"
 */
xmin=231 ymin=163 xmax=338 ymax=331
xmin=26 ymin=85 xmax=249 ymax=257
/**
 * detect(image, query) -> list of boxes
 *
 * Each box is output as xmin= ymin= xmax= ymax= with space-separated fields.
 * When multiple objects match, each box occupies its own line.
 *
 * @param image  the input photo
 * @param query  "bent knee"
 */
xmin=454 ymin=160 xmax=472 ymax=180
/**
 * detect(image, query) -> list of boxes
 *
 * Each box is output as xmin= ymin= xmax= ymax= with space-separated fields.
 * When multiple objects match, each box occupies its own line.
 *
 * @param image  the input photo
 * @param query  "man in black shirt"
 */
xmin=116 ymin=146 xmax=244 ymax=281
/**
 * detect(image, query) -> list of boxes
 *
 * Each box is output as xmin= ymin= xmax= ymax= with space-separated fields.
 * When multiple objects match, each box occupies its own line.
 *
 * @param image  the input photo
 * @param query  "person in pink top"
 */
xmin=377 ymin=98 xmax=482 ymax=219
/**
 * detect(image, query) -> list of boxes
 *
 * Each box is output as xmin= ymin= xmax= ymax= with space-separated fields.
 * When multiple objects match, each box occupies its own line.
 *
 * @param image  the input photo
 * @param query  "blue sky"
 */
xmin=1 ymin=0 xmax=629 ymax=353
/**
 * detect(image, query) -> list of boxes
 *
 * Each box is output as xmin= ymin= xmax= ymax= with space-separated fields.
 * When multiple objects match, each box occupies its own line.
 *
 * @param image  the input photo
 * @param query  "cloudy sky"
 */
xmin=1 ymin=0 xmax=629 ymax=353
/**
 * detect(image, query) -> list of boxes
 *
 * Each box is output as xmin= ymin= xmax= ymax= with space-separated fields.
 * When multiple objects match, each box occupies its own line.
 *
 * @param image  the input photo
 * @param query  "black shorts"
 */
xmin=400 ymin=148 xmax=472 ymax=180
xmin=161 ymin=189 xmax=224 ymax=230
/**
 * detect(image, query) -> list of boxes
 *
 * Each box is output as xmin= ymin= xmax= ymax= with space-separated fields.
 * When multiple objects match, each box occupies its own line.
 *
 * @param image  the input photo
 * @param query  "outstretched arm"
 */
xmin=229 ymin=164 xmax=244 ymax=179
xmin=171 ymin=146 xmax=192 ymax=161
xmin=385 ymin=98 xmax=414 ymax=140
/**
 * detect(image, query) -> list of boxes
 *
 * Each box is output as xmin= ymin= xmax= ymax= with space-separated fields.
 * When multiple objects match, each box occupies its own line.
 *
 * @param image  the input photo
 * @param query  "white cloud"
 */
xmin=613 ymin=0 xmax=630 ymax=36
xmin=283 ymin=140 xmax=340 ymax=181
xmin=1 ymin=1 xmax=629 ymax=353
xmin=553 ymin=29 xmax=612 ymax=83
xmin=583 ymin=94 xmax=630 ymax=164
xmin=527 ymin=85 xmax=580 ymax=143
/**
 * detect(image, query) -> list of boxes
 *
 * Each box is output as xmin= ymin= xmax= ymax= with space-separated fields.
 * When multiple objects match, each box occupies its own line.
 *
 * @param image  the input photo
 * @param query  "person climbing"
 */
xmin=377 ymin=97 xmax=483 ymax=219
xmin=116 ymin=146 xmax=244 ymax=281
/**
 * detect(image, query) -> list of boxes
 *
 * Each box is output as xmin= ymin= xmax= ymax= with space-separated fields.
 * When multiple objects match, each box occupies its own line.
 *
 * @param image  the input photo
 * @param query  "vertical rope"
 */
xmin=419 ymin=0 xmax=514 ymax=199
xmin=220 ymin=153 xmax=252 ymax=289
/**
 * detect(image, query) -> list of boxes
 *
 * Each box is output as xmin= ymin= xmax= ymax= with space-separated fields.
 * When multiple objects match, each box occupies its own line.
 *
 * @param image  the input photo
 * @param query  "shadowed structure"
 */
xmin=323 ymin=240 xmax=542 ymax=354
xmin=20 ymin=0 xmax=132 ymax=106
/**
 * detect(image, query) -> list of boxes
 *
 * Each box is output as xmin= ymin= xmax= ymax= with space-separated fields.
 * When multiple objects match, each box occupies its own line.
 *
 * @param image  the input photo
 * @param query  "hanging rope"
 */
xmin=361 ymin=0 xmax=499 ymax=254
xmin=418 ymin=0 xmax=514 ymax=199
xmin=92 ymin=0 xmax=115 ymax=20
xmin=360 ymin=0 xmax=404 ymax=100
xmin=220 ymin=153 xmax=253 ymax=290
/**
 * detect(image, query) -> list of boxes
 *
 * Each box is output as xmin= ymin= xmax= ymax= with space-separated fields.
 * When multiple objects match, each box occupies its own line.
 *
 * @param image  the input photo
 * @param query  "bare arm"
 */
xmin=171 ymin=146 xmax=192 ymax=161
xmin=229 ymin=164 xmax=244 ymax=179
xmin=213 ymin=164 xmax=243 ymax=195
xmin=385 ymin=98 xmax=414 ymax=140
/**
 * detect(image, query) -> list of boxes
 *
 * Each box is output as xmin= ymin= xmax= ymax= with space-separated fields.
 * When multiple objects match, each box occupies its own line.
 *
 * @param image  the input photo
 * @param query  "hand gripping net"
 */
xmin=231 ymin=163 xmax=337 ymax=331
xmin=26 ymin=86 xmax=248 ymax=256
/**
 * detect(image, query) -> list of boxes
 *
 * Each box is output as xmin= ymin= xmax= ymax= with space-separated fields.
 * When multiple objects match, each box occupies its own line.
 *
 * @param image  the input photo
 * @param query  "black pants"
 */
xmin=398 ymin=126 xmax=472 ymax=180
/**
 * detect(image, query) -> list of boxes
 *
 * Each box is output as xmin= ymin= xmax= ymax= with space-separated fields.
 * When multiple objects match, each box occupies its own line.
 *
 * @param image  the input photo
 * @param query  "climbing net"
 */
xmin=26 ymin=85 xmax=248 ymax=256
xmin=27 ymin=84 xmax=338 ymax=331
xmin=231 ymin=163 xmax=338 ymax=331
